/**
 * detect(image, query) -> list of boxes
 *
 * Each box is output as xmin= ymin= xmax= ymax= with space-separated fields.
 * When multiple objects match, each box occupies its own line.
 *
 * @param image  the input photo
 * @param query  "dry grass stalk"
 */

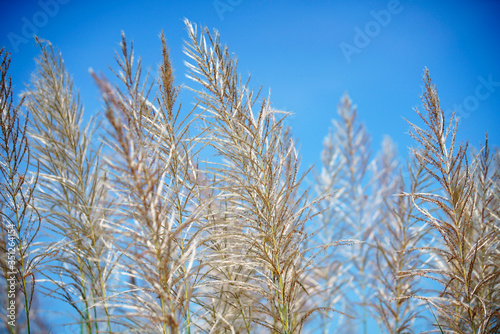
xmin=0 ymin=48 xmax=52 ymax=333
xmin=372 ymin=147 xmax=436 ymax=334
xmin=24 ymin=39 xmax=115 ymax=333
xmin=314 ymin=93 xmax=382 ymax=333
xmin=92 ymin=32 xmax=213 ymax=334
xmin=183 ymin=19 xmax=355 ymax=333
xmin=404 ymin=69 xmax=500 ymax=333
xmin=2 ymin=20 xmax=499 ymax=334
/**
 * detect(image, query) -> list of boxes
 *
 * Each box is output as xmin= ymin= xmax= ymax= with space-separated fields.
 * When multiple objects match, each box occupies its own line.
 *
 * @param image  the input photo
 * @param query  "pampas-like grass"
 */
xmin=0 ymin=47 xmax=36 ymax=333
xmin=91 ymin=32 xmax=214 ymax=334
xmin=403 ymin=69 xmax=500 ymax=333
xmin=1 ymin=21 xmax=499 ymax=334
xmin=314 ymin=93 xmax=386 ymax=334
xmin=0 ymin=48 xmax=52 ymax=333
xmin=24 ymin=39 xmax=116 ymax=333
xmin=182 ymin=20 xmax=353 ymax=333
xmin=371 ymin=150 xmax=435 ymax=334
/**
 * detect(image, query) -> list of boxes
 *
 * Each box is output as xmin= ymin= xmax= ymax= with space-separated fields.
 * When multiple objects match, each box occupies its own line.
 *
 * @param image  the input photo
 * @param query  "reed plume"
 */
xmin=405 ymin=69 xmax=500 ymax=334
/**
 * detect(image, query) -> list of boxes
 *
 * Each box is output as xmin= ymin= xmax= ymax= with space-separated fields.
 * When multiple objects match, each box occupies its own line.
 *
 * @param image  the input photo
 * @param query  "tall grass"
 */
xmin=92 ymin=32 xmax=210 ymax=333
xmin=371 ymin=148 xmax=435 ymax=334
xmin=0 ymin=22 xmax=498 ymax=334
xmin=182 ymin=20 xmax=354 ymax=333
xmin=402 ymin=69 xmax=500 ymax=333
xmin=313 ymin=93 xmax=380 ymax=333
xmin=0 ymin=48 xmax=51 ymax=333
xmin=25 ymin=39 xmax=115 ymax=333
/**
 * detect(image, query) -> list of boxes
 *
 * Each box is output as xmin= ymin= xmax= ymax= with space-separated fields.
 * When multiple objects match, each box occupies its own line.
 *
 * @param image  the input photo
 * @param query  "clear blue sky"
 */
xmin=1 ymin=0 xmax=500 ymax=331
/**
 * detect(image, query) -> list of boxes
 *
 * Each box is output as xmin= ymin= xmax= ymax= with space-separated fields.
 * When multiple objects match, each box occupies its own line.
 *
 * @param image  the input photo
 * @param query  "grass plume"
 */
xmin=0 ymin=23 xmax=498 ymax=334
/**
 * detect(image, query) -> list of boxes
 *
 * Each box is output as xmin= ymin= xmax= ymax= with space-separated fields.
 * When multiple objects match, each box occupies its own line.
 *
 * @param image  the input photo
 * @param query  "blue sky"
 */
xmin=1 ymin=0 xmax=500 ymax=332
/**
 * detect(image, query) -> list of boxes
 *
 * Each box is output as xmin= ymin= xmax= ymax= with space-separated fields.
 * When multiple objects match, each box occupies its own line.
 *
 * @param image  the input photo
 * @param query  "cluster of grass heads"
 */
xmin=1 ymin=20 xmax=499 ymax=333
